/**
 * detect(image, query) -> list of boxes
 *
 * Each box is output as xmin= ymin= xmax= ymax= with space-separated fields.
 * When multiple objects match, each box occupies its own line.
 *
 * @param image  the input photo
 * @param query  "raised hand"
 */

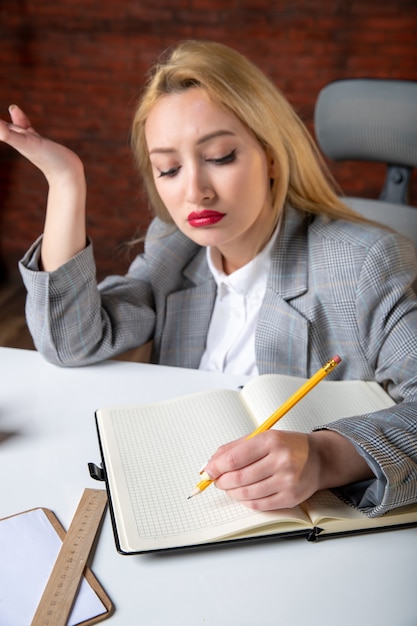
xmin=0 ymin=105 xmax=83 ymax=184
xmin=0 ymin=105 xmax=87 ymax=270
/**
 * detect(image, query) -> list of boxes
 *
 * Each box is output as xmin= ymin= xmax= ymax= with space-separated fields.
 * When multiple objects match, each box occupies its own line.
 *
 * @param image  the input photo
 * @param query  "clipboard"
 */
xmin=0 ymin=505 xmax=113 ymax=625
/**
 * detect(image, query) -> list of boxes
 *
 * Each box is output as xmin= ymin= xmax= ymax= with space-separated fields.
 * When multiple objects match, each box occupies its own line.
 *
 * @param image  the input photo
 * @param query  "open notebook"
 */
xmin=92 ymin=373 xmax=417 ymax=553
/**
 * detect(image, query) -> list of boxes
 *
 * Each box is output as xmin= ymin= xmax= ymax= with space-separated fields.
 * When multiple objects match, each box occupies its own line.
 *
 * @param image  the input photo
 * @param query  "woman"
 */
xmin=1 ymin=40 xmax=416 ymax=517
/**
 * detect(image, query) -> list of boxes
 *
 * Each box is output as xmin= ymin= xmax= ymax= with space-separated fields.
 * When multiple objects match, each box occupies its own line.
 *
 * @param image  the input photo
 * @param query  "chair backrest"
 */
xmin=314 ymin=78 xmax=417 ymax=291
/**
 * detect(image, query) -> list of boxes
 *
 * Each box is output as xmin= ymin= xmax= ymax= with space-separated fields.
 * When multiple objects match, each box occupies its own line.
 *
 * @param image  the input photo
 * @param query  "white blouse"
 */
xmin=199 ymin=227 xmax=279 ymax=377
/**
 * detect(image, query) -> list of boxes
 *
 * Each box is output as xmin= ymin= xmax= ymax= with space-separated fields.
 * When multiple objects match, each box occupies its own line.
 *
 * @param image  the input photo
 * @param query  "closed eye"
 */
xmin=158 ymin=166 xmax=181 ymax=178
xmin=207 ymin=149 xmax=236 ymax=165
xmin=157 ymin=149 xmax=236 ymax=177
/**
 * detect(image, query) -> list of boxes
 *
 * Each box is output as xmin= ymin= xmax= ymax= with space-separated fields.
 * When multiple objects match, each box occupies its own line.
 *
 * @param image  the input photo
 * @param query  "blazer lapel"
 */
xmin=256 ymin=206 xmax=310 ymax=377
xmin=159 ymin=249 xmax=216 ymax=369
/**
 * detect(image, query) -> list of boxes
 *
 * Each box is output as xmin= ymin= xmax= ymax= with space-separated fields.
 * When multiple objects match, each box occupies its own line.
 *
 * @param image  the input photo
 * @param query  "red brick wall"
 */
xmin=1 ymin=0 xmax=416 ymax=280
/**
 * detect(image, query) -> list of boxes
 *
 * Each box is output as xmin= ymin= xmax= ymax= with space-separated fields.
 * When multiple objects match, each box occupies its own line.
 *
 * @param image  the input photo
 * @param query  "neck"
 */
xmin=219 ymin=226 xmax=277 ymax=275
xmin=211 ymin=206 xmax=280 ymax=275
xmin=221 ymin=254 xmax=246 ymax=275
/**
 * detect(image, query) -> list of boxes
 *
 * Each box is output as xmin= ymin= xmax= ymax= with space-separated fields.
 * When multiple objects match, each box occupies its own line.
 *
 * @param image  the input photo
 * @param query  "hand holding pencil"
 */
xmin=188 ymin=356 xmax=342 ymax=502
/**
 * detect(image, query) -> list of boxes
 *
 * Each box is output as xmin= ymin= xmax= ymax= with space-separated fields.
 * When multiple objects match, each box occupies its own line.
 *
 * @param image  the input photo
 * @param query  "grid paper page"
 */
xmin=108 ymin=391 xmax=262 ymax=540
xmin=242 ymin=376 xmax=395 ymax=431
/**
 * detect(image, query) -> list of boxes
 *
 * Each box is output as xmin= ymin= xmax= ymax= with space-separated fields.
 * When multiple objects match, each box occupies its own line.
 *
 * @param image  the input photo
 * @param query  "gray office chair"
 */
xmin=314 ymin=78 xmax=417 ymax=256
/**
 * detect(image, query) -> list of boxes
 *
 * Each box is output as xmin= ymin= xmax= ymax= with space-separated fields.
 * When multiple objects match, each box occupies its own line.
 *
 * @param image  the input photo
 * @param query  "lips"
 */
xmin=187 ymin=210 xmax=225 ymax=228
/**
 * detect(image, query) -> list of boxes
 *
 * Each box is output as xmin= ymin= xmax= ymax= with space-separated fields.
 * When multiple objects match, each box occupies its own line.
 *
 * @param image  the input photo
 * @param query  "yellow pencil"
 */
xmin=188 ymin=355 xmax=342 ymax=499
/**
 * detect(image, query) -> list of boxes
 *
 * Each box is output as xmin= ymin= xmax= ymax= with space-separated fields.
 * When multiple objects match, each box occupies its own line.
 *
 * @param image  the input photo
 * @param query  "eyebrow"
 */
xmin=148 ymin=130 xmax=236 ymax=155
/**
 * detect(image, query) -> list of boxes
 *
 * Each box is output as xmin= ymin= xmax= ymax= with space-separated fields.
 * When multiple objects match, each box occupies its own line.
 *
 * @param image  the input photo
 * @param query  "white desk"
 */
xmin=1 ymin=347 xmax=416 ymax=626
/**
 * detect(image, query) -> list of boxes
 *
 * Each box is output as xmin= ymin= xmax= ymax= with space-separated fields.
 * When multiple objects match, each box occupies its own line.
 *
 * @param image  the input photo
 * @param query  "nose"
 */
xmin=185 ymin=165 xmax=215 ymax=205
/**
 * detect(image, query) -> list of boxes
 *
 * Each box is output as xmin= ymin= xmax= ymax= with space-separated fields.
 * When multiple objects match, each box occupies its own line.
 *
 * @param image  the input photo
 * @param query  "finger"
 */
xmin=8 ymin=104 xmax=35 ymax=131
xmin=204 ymin=433 xmax=270 ymax=479
xmin=224 ymin=475 xmax=309 ymax=512
xmin=214 ymin=449 xmax=276 ymax=490
xmin=216 ymin=465 xmax=275 ymax=494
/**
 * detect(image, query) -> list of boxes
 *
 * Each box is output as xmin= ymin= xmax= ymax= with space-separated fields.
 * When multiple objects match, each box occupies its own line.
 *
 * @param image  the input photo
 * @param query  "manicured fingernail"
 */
xmin=200 ymin=471 xmax=212 ymax=481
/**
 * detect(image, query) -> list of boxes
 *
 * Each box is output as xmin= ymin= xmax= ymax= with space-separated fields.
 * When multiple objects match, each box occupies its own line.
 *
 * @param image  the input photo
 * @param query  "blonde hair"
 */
xmin=131 ymin=40 xmax=365 ymax=227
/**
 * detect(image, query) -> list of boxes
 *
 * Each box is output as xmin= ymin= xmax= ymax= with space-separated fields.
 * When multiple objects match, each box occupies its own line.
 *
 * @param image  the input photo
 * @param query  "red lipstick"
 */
xmin=187 ymin=210 xmax=225 ymax=228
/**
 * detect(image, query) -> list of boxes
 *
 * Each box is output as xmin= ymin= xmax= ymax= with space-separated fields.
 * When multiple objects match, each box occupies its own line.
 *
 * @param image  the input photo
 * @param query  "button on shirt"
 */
xmin=199 ymin=229 xmax=279 ymax=377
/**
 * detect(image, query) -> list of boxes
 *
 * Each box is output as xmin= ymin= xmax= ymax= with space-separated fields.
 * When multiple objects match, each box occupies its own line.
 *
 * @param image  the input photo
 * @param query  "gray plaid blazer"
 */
xmin=20 ymin=206 xmax=417 ymax=516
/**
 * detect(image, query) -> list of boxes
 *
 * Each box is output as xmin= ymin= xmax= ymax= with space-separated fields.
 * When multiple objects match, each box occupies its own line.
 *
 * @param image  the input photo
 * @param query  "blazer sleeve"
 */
xmin=18 ymin=236 xmax=157 ymax=366
xmin=320 ymin=230 xmax=417 ymax=517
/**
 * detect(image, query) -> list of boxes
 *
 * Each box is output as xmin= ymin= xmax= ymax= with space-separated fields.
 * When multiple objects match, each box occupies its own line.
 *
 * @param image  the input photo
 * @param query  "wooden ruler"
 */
xmin=31 ymin=488 xmax=108 ymax=626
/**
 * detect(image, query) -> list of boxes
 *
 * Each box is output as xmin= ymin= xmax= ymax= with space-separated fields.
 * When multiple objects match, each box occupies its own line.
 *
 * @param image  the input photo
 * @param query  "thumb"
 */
xmin=8 ymin=104 xmax=37 ymax=134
